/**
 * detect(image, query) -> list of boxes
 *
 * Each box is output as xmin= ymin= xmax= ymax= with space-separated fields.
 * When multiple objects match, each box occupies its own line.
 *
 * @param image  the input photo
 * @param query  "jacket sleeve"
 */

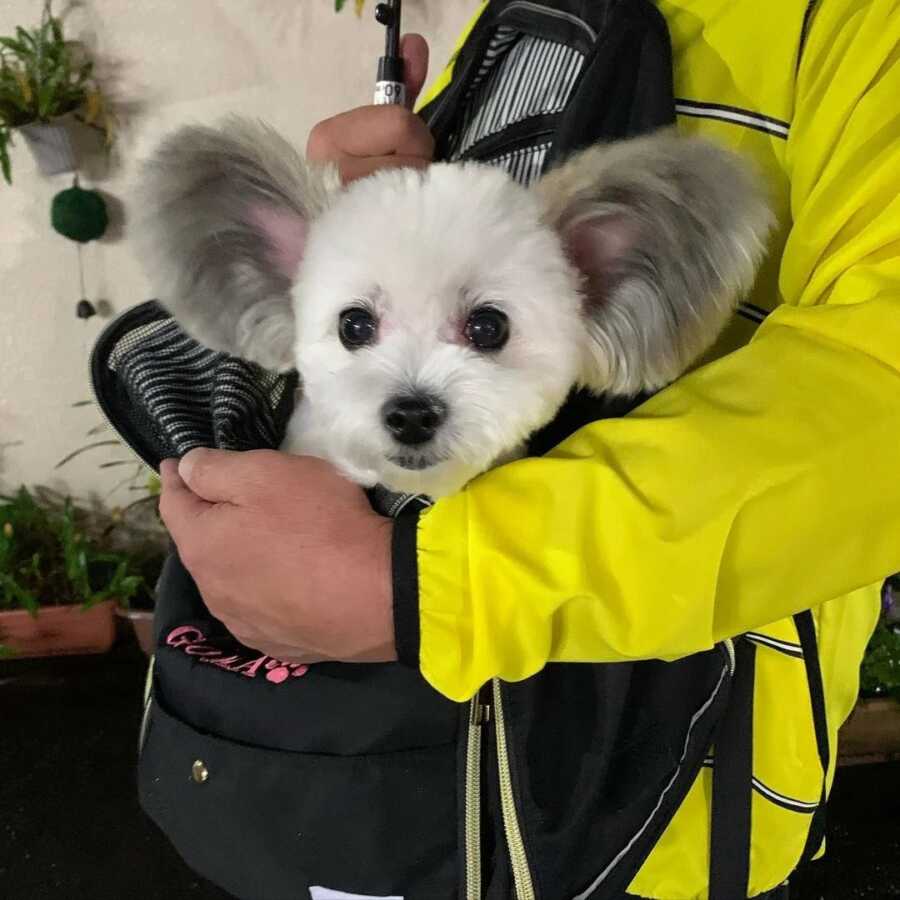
xmin=394 ymin=0 xmax=900 ymax=702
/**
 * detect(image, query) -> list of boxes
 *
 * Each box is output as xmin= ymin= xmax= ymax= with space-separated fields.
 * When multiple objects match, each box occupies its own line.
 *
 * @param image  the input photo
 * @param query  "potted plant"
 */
xmin=0 ymin=0 xmax=113 ymax=183
xmin=54 ymin=413 xmax=168 ymax=656
xmin=838 ymin=583 xmax=900 ymax=765
xmin=0 ymin=486 xmax=158 ymax=658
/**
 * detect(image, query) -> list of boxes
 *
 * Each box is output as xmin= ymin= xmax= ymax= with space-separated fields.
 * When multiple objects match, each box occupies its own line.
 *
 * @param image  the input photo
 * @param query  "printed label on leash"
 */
xmin=374 ymin=80 xmax=406 ymax=106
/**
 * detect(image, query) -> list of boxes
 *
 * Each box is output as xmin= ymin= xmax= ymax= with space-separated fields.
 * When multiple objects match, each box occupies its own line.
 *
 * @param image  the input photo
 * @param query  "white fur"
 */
xmin=283 ymin=164 xmax=583 ymax=496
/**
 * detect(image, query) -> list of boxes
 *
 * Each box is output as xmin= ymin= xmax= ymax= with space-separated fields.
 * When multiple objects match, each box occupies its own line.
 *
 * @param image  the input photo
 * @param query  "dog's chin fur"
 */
xmin=281 ymin=164 xmax=584 ymax=498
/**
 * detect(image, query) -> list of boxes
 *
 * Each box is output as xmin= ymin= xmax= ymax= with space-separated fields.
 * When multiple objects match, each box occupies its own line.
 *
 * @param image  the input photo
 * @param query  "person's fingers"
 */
xmin=158 ymin=458 xmax=216 ymax=547
xmin=177 ymin=447 xmax=285 ymax=506
xmin=338 ymin=152 xmax=430 ymax=183
xmin=400 ymin=33 xmax=429 ymax=108
xmin=307 ymin=105 xmax=434 ymax=162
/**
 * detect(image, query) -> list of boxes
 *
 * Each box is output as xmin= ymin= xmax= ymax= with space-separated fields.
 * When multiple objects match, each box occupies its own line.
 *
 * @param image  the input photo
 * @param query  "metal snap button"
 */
xmin=191 ymin=759 xmax=209 ymax=784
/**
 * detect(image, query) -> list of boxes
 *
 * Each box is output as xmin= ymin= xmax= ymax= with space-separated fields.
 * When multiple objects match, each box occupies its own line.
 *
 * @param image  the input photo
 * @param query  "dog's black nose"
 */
xmin=382 ymin=395 xmax=446 ymax=445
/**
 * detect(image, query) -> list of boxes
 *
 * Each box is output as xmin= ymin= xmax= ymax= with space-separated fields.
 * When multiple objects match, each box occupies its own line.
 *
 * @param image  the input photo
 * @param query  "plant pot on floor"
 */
xmin=0 ymin=600 xmax=116 ymax=659
xmin=17 ymin=114 xmax=78 ymax=176
xmin=115 ymin=605 xmax=155 ymax=657
xmin=838 ymin=696 xmax=900 ymax=766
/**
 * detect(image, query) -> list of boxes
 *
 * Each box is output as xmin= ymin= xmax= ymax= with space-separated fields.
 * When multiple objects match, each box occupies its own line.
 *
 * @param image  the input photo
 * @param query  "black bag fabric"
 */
xmin=91 ymin=3 xmax=746 ymax=898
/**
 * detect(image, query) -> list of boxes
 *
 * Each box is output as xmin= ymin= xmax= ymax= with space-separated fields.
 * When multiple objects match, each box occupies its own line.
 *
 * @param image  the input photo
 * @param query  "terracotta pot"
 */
xmin=838 ymin=696 xmax=900 ymax=766
xmin=0 ymin=600 xmax=116 ymax=659
xmin=115 ymin=607 xmax=155 ymax=657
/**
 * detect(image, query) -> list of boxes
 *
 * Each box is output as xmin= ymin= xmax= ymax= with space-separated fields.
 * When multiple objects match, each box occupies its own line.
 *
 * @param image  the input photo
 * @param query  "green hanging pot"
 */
xmin=51 ymin=184 xmax=108 ymax=243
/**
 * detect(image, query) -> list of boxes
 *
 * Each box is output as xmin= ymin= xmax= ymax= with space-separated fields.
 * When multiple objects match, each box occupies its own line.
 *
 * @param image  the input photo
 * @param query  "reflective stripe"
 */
xmin=675 ymin=100 xmax=790 ymax=138
xmin=701 ymin=760 xmax=820 ymax=814
xmin=745 ymin=632 xmax=805 ymax=658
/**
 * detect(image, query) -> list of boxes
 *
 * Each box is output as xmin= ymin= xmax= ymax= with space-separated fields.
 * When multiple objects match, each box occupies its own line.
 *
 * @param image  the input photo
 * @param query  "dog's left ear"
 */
xmin=536 ymin=131 xmax=773 ymax=395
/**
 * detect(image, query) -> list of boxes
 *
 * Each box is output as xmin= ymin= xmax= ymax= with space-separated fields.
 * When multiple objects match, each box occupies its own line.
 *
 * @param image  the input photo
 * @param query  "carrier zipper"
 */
xmin=465 ymin=685 xmax=492 ymax=900
xmin=493 ymin=679 xmax=536 ymax=900
xmin=138 ymin=655 xmax=155 ymax=754
xmin=499 ymin=1 xmax=598 ymax=42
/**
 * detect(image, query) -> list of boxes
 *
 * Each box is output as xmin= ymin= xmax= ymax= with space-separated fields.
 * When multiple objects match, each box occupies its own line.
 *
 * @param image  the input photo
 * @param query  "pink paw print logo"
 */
xmin=264 ymin=660 xmax=310 ymax=684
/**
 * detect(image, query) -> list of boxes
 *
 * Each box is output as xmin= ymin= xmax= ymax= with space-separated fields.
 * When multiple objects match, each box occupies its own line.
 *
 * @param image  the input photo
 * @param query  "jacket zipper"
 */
xmin=466 ymin=684 xmax=492 ymax=900
xmin=493 ymin=678 xmax=536 ymax=900
xmin=724 ymin=638 xmax=736 ymax=675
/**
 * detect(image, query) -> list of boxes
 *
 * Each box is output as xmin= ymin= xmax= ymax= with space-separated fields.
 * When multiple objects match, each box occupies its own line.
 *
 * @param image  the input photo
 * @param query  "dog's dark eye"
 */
xmin=465 ymin=307 xmax=509 ymax=351
xmin=339 ymin=308 xmax=377 ymax=349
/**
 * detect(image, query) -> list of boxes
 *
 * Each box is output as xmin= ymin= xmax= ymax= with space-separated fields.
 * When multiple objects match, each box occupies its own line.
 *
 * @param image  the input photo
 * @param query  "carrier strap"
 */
xmin=793 ymin=610 xmax=830 ymax=863
xmin=709 ymin=639 xmax=756 ymax=900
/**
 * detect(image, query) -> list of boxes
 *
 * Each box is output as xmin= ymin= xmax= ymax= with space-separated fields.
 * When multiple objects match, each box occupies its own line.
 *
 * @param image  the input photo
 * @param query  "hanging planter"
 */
xmin=17 ymin=111 xmax=78 ymax=176
xmin=0 ymin=1 xmax=115 ymax=185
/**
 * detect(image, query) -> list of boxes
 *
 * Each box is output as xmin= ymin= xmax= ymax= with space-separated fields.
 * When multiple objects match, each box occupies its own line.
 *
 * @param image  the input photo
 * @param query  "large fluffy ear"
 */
xmin=536 ymin=130 xmax=773 ymax=395
xmin=136 ymin=117 xmax=340 ymax=371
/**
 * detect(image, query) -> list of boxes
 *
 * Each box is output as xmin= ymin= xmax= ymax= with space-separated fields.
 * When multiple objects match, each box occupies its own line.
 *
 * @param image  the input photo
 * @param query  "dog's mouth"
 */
xmin=389 ymin=453 xmax=444 ymax=471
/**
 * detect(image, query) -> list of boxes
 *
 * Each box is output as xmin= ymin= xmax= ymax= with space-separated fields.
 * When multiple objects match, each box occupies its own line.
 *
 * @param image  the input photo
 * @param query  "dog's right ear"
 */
xmin=137 ymin=117 xmax=340 ymax=371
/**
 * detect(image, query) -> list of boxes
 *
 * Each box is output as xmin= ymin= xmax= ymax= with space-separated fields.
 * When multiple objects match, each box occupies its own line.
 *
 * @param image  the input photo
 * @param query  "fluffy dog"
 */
xmin=137 ymin=119 xmax=771 ymax=498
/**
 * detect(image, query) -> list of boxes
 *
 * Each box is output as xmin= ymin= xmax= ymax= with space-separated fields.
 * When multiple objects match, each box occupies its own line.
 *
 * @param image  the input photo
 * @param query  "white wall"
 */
xmin=0 ymin=0 xmax=473 ymax=503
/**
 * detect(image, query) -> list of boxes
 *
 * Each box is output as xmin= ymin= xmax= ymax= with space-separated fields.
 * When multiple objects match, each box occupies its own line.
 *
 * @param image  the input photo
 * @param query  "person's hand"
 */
xmin=158 ymin=449 xmax=396 ymax=664
xmin=306 ymin=33 xmax=434 ymax=183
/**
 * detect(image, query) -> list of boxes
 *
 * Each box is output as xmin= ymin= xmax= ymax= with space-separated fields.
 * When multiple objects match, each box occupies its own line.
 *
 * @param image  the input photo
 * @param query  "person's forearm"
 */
xmin=397 ymin=293 xmax=900 ymax=701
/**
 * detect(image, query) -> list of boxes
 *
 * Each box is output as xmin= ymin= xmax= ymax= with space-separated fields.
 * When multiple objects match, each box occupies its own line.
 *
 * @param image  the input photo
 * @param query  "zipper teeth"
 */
xmin=138 ymin=656 xmax=155 ymax=754
xmin=492 ymin=679 xmax=536 ymax=900
xmin=465 ymin=699 xmax=483 ymax=900
xmin=724 ymin=638 xmax=736 ymax=675
xmin=500 ymin=1 xmax=598 ymax=42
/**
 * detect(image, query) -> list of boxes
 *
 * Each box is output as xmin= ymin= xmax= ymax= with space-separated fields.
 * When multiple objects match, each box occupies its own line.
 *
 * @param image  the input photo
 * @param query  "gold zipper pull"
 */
xmin=470 ymin=684 xmax=493 ymax=726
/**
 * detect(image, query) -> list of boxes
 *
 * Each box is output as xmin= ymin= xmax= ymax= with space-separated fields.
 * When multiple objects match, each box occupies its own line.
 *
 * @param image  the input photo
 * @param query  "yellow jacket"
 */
xmin=416 ymin=1 xmax=900 ymax=896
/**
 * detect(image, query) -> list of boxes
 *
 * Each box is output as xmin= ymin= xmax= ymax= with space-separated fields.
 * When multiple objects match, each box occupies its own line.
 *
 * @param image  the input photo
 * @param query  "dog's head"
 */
xmin=138 ymin=118 xmax=771 ymax=496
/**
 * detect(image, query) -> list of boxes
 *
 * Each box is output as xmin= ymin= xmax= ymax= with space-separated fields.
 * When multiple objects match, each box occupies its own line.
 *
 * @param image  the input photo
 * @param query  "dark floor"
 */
xmin=1 ymin=639 xmax=898 ymax=900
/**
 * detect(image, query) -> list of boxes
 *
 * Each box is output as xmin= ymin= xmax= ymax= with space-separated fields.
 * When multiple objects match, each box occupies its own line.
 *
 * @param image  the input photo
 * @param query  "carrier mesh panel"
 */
xmin=449 ymin=28 xmax=585 ymax=183
xmin=99 ymin=313 xmax=296 ymax=460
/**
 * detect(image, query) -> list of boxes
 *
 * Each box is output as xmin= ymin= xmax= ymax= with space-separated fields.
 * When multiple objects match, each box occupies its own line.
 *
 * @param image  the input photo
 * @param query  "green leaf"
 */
xmin=0 ymin=37 xmax=30 ymax=56
xmin=0 ymin=572 xmax=40 ymax=616
xmin=49 ymin=16 xmax=64 ymax=47
xmin=861 ymin=622 xmax=900 ymax=699
xmin=0 ymin=135 xmax=11 ymax=184
xmin=54 ymin=440 xmax=121 ymax=469
xmin=335 ymin=0 xmax=348 ymax=10
xmin=15 ymin=27 xmax=37 ymax=51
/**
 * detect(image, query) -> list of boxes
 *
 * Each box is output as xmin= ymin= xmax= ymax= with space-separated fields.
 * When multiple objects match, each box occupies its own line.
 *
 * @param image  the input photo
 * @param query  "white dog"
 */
xmin=138 ymin=119 xmax=771 ymax=498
